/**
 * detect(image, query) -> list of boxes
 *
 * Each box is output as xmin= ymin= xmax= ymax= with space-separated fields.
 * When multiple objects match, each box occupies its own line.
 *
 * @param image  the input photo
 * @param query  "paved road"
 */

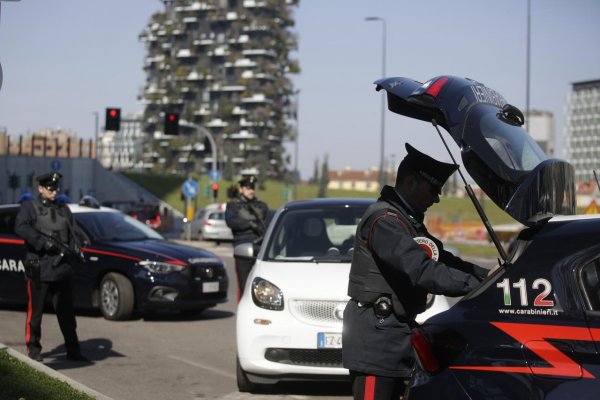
xmin=0 ymin=240 xmax=352 ymax=400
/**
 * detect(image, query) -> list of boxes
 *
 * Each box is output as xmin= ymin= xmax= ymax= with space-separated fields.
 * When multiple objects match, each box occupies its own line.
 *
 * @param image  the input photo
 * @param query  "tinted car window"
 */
xmin=0 ymin=208 xmax=17 ymax=236
xmin=472 ymin=104 xmax=546 ymax=172
xmin=580 ymin=258 xmax=600 ymax=311
xmin=75 ymin=211 xmax=163 ymax=241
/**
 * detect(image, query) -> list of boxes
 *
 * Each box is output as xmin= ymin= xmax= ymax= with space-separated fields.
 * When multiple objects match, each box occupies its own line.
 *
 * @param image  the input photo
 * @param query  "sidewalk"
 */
xmin=0 ymin=342 xmax=114 ymax=400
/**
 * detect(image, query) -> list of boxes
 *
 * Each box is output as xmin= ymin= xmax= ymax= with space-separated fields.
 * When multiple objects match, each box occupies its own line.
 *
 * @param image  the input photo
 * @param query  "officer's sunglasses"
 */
xmin=44 ymin=186 xmax=59 ymax=192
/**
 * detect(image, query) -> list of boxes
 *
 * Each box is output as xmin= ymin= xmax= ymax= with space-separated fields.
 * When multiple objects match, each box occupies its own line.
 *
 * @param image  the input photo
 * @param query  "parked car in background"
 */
xmin=234 ymin=198 xmax=453 ymax=392
xmin=0 ymin=200 xmax=229 ymax=320
xmin=185 ymin=203 xmax=233 ymax=243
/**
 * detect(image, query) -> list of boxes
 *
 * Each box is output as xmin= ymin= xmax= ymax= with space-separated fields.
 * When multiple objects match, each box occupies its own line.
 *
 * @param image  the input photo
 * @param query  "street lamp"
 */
xmin=293 ymin=89 xmax=300 ymax=200
xmin=365 ymin=16 xmax=387 ymax=189
xmin=179 ymin=119 xmax=218 ymax=178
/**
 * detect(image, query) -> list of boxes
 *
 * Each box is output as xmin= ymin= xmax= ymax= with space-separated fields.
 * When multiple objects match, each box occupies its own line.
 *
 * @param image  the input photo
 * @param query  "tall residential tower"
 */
xmin=138 ymin=0 xmax=300 ymax=179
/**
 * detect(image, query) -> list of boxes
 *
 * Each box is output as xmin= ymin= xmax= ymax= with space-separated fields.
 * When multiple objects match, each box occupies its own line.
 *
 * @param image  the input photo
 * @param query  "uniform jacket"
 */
xmin=225 ymin=196 xmax=269 ymax=246
xmin=342 ymin=185 xmax=487 ymax=377
xmin=14 ymin=198 xmax=82 ymax=282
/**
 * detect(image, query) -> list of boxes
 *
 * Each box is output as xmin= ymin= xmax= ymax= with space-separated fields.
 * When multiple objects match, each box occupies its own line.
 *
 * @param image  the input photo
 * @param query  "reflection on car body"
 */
xmin=375 ymin=74 xmax=599 ymax=399
xmin=234 ymin=198 xmax=451 ymax=392
xmin=0 ymin=202 xmax=228 ymax=320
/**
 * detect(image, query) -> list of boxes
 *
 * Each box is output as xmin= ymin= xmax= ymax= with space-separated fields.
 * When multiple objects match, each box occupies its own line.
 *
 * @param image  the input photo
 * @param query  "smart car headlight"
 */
xmin=139 ymin=260 xmax=185 ymax=274
xmin=251 ymin=277 xmax=284 ymax=311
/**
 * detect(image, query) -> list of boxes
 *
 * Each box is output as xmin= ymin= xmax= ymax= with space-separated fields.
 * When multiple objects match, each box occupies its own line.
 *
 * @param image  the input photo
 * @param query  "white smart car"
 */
xmin=234 ymin=198 xmax=452 ymax=392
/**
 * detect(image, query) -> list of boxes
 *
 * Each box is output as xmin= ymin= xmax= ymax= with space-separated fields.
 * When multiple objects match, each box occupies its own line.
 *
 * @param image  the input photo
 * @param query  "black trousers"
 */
xmin=25 ymin=279 xmax=80 ymax=356
xmin=350 ymin=371 xmax=406 ymax=400
xmin=233 ymin=256 xmax=256 ymax=302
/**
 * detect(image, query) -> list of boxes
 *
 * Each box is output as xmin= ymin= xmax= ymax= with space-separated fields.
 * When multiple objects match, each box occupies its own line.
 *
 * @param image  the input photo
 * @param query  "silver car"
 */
xmin=187 ymin=203 xmax=233 ymax=242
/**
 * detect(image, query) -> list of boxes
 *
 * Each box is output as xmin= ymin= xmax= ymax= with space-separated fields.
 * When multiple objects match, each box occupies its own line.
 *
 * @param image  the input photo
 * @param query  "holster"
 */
xmin=24 ymin=257 xmax=41 ymax=287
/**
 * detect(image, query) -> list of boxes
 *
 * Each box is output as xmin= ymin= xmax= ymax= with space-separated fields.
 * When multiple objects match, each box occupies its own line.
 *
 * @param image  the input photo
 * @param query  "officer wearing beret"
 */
xmin=343 ymin=144 xmax=488 ymax=399
xmin=225 ymin=175 xmax=269 ymax=300
xmin=14 ymin=172 xmax=89 ymax=363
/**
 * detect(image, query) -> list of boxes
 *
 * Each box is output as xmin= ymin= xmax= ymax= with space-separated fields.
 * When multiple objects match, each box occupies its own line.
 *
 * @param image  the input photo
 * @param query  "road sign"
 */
xmin=51 ymin=159 xmax=61 ymax=171
xmin=209 ymin=169 xmax=221 ymax=182
xmin=182 ymin=178 xmax=199 ymax=198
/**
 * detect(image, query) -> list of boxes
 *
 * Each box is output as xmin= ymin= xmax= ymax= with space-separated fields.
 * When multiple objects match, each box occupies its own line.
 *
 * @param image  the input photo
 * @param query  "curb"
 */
xmin=0 ymin=343 xmax=114 ymax=400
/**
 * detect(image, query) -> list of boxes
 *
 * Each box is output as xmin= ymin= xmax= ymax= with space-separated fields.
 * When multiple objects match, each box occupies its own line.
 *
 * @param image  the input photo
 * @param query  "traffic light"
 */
xmin=211 ymin=183 xmax=219 ymax=201
xmin=105 ymin=108 xmax=121 ymax=131
xmin=164 ymin=112 xmax=179 ymax=136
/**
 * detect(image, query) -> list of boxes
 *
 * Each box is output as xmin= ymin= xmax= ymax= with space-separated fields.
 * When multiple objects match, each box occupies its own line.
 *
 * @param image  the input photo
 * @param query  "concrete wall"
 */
xmin=0 ymin=155 xmax=182 ymax=221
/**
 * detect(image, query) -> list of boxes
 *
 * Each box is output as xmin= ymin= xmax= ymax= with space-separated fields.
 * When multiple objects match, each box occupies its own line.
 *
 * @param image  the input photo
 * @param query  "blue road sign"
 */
xmin=51 ymin=159 xmax=61 ymax=171
xmin=182 ymin=178 xmax=199 ymax=198
xmin=209 ymin=169 xmax=221 ymax=182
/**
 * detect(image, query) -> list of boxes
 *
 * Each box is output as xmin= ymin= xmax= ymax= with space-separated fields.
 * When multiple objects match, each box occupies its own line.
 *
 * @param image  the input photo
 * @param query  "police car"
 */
xmin=375 ymin=75 xmax=600 ymax=398
xmin=0 ymin=200 xmax=229 ymax=320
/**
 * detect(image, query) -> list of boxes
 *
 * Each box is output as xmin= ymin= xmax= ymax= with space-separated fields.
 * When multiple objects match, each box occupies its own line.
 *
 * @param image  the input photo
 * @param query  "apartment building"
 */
xmin=138 ymin=0 xmax=300 ymax=179
xmin=565 ymin=79 xmax=600 ymax=182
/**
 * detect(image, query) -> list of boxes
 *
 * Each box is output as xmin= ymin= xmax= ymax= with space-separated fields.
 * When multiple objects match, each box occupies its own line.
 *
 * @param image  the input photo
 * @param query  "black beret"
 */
xmin=401 ymin=143 xmax=458 ymax=193
xmin=36 ymin=172 xmax=62 ymax=188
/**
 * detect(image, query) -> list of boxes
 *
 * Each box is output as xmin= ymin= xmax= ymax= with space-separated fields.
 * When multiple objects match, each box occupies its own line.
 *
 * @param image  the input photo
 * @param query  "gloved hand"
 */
xmin=249 ymin=220 xmax=264 ymax=236
xmin=43 ymin=240 xmax=56 ymax=252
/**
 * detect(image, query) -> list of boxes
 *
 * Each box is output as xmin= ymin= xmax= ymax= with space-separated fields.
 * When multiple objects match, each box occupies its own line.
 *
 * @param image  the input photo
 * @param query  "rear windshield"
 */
xmin=465 ymin=104 xmax=547 ymax=172
xmin=263 ymin=205 xmax=369 ymax=263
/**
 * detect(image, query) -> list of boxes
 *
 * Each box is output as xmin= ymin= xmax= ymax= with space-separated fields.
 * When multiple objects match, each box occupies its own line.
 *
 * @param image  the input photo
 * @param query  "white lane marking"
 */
xmin=169 ymin=355 xmax=236 ymax=379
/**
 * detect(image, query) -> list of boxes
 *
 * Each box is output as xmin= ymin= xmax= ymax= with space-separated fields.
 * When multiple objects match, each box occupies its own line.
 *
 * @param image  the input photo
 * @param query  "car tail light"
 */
xmin=410 ymin=326 xmax=466 ymax=374
xmin=411 ymin=328 xmax=441 ymax=373
xmin=424 ymin=76 xmax=449 ymax=97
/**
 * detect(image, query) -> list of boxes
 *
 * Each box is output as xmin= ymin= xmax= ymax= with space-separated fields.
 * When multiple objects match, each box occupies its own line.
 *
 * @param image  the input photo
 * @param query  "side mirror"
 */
xmin=234 ymin=242 xmax=254 ymax=259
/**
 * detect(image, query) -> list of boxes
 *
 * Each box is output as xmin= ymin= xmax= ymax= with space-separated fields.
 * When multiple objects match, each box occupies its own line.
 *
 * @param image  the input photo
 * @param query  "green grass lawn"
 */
xmin=0 ymin=350 xmax=94 ymax=400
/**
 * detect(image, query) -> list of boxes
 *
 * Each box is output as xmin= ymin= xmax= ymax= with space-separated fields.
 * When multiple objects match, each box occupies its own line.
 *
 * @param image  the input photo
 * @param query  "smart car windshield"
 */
xmin=75 ymin=211 xmax=164 ymax=241
xmin=264 ymin=205 xmax=368 ymax=263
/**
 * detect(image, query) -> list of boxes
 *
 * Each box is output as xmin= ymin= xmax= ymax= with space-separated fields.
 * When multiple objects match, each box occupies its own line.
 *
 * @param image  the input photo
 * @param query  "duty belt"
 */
xmin=356 ymin=296 xmax=393 ymax=321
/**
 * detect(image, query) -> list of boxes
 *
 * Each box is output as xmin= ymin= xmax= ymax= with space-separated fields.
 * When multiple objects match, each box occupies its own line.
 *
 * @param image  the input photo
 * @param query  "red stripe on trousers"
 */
xmin=25 ymin=280 xmax=32 ymax=353
xmin=365 ymin=375 xmax=376 ymax=400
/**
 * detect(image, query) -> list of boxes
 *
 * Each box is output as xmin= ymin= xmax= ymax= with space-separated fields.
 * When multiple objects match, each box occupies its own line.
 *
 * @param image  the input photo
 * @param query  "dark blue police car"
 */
xmin=0 ymin=201 xmax=228 ymax=320
xmin=375 ymin=75 xmax=600 ymax=398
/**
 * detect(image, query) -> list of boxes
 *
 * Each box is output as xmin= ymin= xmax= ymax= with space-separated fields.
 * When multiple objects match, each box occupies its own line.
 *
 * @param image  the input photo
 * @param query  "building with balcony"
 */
xmin=565 ymin=79 xmax=600 ymax=182
xmin=138 ymin=0 xmax=300 ymax=179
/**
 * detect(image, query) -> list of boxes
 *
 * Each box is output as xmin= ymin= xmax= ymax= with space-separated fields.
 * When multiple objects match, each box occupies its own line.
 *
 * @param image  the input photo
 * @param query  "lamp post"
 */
xmin=180 ymin=120 xmax=218 ymax=178
xmin=365 ymin=16 xmax=387 ymax=189
xmin=293 ymin=89 xmax=300 ymax=200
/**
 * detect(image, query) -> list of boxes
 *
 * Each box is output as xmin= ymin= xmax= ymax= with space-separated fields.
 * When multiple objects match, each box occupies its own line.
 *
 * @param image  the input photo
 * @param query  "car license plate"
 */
xmin=317 ymin=332 xmax=342 ymax=349
xmin=202 ymin=281 xmax=219 ymax=293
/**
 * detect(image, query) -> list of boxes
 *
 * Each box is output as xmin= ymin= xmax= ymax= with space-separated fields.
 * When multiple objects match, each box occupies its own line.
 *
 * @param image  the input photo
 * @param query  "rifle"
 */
xmin=36 ymin=228 xmax=86 ymax=267
xmin=246 ymin=203 xmax=267 ymax=243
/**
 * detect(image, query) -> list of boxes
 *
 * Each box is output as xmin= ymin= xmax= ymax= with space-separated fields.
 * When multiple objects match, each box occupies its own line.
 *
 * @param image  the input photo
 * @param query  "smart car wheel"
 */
xmin=100 ymin=272 xmax=134 ymax=321
xmin=236 ymin=357 xmax=259 ymax=393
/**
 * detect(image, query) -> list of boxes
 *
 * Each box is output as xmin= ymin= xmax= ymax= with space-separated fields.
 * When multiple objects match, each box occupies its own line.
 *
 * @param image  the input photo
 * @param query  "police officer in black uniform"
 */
xmin=225 ymin=175 xmax=269 ymax=300
xmin=14 ymin=172 xmax=89 ymax=363
xmin=342 ymin=144 xmax=489 ymax=399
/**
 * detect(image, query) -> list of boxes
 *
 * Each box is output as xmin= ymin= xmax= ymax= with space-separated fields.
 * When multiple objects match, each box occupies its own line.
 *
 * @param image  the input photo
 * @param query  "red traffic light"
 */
xmin=105 ymin=107 xmax=121 ymax=131
xmin=164 ymin=112 xmax=179 ymax=135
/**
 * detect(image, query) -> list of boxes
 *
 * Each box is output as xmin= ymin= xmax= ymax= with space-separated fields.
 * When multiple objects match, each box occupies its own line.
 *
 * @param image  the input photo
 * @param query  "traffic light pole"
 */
xmin=181 ymin=121 xmax=218 ymax=178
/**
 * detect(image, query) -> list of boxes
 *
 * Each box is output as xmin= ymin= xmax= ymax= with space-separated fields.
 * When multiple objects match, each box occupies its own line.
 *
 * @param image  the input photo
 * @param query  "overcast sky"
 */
xmin=0 ymin=0 xmax=598 ymax=180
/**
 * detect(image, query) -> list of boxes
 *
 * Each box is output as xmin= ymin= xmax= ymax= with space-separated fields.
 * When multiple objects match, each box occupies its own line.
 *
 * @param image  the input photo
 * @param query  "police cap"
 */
xmin=401 ymin=143 xmax=458 ymax=193
xmin=238 ymin=175 xmax=257 ymax=189
xmin=36 ymin=172 xmax=62 ymax=189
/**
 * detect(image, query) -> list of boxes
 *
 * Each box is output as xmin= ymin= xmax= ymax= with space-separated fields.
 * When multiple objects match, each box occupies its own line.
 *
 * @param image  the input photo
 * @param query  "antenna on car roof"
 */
xmin=431 ymin=119 xmax=510 ymax=266
xmin=594 ymin=170 xmax=600 ymax=192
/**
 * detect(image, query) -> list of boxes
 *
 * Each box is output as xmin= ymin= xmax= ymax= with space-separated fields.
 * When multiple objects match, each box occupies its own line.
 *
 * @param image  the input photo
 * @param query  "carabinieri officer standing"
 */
xmin=14 ymin=172 xmax=89 ymax=363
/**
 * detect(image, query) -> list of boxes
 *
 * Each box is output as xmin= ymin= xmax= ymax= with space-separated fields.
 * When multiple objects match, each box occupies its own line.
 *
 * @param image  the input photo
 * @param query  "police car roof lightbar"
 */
xmin=431 ymin=118 xmax=510 ymax=265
